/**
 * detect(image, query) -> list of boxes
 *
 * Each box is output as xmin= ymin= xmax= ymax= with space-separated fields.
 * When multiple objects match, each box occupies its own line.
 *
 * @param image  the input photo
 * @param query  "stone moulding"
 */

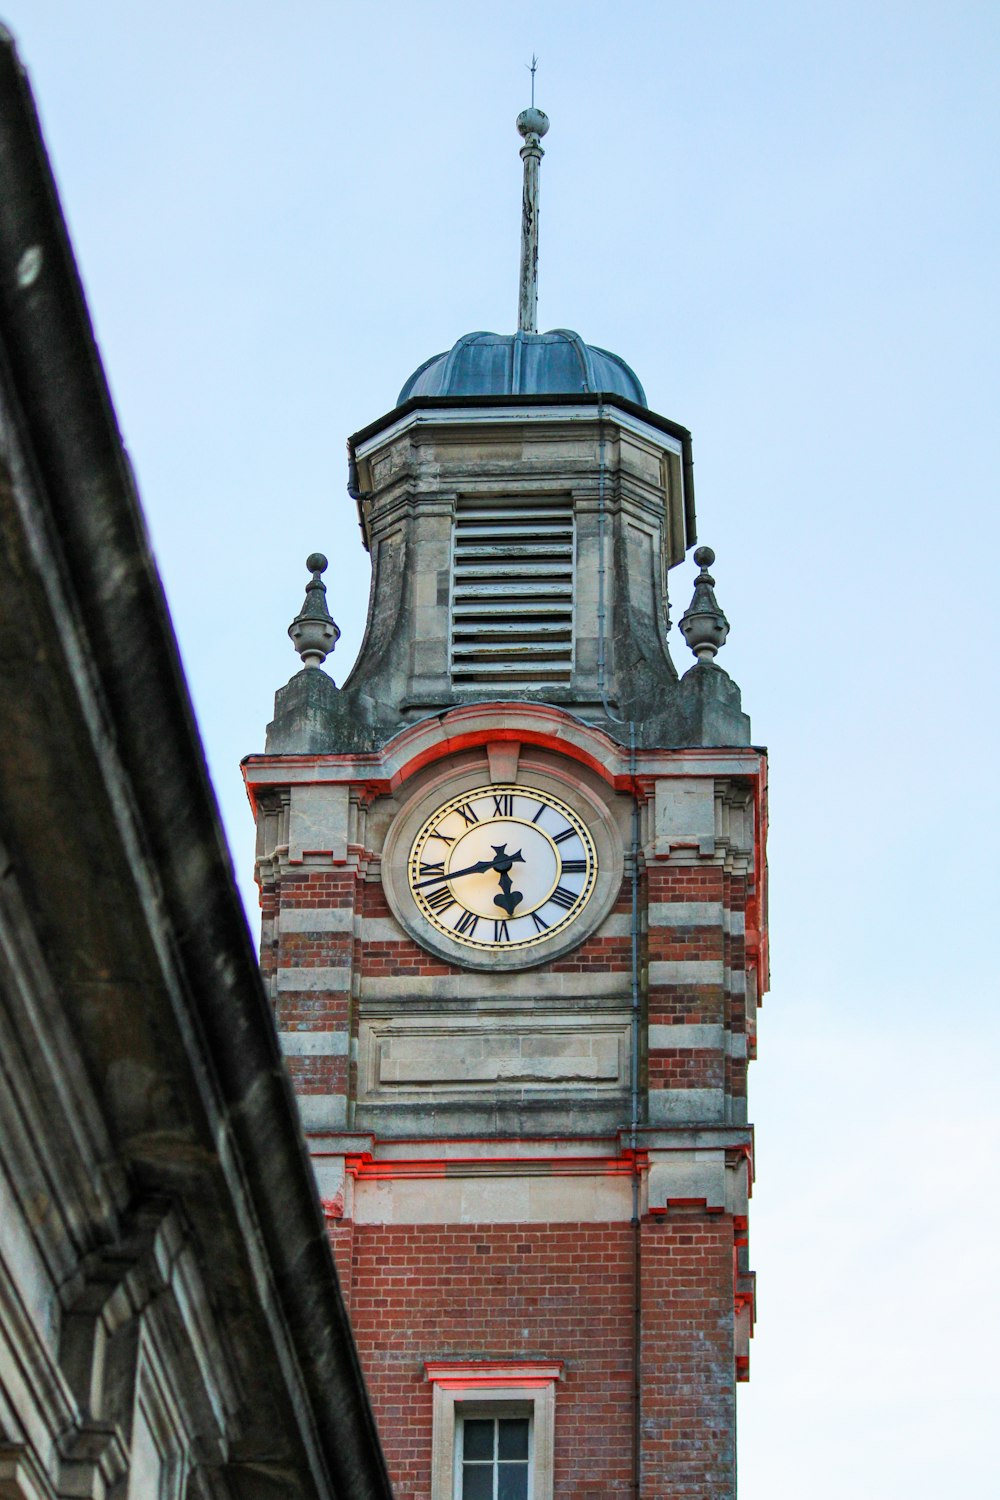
xmin=248 ymin=698 xmax=766 ymax=803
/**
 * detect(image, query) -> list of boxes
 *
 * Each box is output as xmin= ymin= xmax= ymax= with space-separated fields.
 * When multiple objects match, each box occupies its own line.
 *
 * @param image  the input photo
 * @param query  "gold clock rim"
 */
xmin=406 ymin=782 xmax=598 ymax=953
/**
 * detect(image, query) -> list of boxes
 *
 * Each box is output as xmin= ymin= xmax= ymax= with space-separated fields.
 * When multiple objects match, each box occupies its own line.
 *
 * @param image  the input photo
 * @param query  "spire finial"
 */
xmin=516 ymin=63 xmax=549 ymax=335
xmin=288 ymin=552 xmax=341 ymax=670
xmin=679 ymin=547 xmax=731 ymax=664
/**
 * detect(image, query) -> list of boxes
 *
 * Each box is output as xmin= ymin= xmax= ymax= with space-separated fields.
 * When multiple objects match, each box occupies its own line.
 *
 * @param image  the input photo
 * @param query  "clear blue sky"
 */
xmin=8 ymin=2 xmax=999 ymax=1494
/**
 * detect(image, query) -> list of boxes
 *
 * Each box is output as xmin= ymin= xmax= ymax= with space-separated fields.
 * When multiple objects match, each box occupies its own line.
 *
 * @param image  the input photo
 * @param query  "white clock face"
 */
xmin=407 ymin=783 xmax=598 ymax=953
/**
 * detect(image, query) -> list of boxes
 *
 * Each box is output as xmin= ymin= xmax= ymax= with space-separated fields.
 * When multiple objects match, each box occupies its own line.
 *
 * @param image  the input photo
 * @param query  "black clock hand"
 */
xmin=413 ymin=844 xmax=526 ymax=891
xmin=412 ymin=856 xmax=497 ymax=890
xmin=494 ymin=868 xmax=524 ymax=916
xmin=490 ymin=843 xmax=525 ymax=916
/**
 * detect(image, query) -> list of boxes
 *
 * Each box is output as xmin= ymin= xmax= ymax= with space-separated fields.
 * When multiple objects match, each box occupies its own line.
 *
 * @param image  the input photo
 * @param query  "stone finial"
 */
xmin=679 ymin=547 xmax=730 ymax=663
xmin=288 ymin=552 xmax=340 ymax=669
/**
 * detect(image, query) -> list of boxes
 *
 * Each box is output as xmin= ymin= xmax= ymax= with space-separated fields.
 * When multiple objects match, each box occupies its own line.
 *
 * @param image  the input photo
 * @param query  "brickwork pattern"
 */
xmin=333 ymin=1208 xmax=738 ymax=1500
xmin=342 ymin=1221 xmax=636 ymax=1500
xmin=269 ymin=869 xmax=358 ymax=1097
xmin=639 ymin=1211 xmax=736 ymax=1496
xmin=645 ymin=864 xmax=750 ymax=1114
xmin=353 ymin=878 xmax=633 ymax=978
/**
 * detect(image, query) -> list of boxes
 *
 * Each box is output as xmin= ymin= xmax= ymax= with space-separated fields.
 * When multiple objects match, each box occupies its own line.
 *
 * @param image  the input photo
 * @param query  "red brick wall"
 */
xmin=334 ymin=1213 xmax=736 ymax=1500
xmin=341 ymin=1221 xmax=634 ymax=1499
xmin=639 ymin=1211 xmax=736 ymax=1497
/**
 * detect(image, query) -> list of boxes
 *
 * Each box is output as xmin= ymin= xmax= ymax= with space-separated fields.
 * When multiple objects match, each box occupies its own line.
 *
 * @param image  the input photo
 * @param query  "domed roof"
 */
xmin=397 ymin=328 xmax=647 ymax=407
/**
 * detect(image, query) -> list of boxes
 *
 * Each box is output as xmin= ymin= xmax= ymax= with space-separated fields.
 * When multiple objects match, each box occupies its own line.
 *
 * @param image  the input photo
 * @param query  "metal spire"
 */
xmin=516 ymin=63 xmax=549 ymax=334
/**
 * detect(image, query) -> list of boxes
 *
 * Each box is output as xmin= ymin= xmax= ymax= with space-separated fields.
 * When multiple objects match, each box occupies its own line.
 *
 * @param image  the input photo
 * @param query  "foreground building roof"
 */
xmin=0 ymin=23 xmax=393 ymax=1500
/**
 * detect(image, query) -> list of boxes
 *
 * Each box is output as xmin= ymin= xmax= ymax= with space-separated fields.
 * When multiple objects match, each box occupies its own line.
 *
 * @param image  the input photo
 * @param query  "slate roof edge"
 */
xmin=347 ymin=391 xmax=696 ymax=554
xmin=0 ymin=25 xmax=393 ymax=1500
xmin=348 ymin=388 xmax=693 ymax=452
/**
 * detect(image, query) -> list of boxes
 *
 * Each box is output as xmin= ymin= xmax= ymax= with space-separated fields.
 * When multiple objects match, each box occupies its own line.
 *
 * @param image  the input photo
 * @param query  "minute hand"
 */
xmin=413 ymin=858 xmax=498 ymax=890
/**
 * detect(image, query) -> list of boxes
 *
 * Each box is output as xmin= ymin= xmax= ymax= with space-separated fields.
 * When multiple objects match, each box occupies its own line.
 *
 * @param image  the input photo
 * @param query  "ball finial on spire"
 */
xmin=516 ymin=107 xmax=549 ymax=141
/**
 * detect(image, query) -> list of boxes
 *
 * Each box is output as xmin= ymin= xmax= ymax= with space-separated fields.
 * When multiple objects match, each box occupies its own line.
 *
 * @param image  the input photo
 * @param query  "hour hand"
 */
xmin=492 ymin=844 xmax=525 ymax=917
xmin=489 ymin=843 xmax=525 ymax=872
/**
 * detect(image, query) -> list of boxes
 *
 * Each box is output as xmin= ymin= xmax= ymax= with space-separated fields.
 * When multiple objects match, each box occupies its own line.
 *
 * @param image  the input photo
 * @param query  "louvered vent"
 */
xmin=450 ymin=497 xmax=575 ymax=689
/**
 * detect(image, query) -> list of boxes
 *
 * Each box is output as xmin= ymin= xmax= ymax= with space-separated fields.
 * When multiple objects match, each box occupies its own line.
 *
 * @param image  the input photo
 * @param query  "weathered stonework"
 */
xmin=267 ymin=399 xmax=750 ymax=755
xmin=0 ymin=32 xmax=392 ymax=1497
xmin=247 ymin=695 xmax=768 ymax=1499
xmin=252 ymin=106 xmax=765 ymax=1493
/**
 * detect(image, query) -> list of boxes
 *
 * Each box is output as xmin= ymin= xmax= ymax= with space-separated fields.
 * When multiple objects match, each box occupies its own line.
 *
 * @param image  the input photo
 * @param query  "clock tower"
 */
xmin=244 ymin=105 xmax=767 ymax=1500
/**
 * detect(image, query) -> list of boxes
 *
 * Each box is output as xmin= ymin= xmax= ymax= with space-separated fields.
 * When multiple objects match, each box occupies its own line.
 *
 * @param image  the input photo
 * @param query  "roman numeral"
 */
xmin=492 ymin=793 xmax=514 ymax=817
xmin=493 ymin=919 xmax=510 ymax=943
xmin=455 ymin=803 xmax=479 ymax=826
xmin=560 ymin=859 xmax=588 ymax=874
xmin=548 ymin=885 xmax=577 ymax=911
xmin=426 ymin=886 xmax=455 ymax=913
xmin=530 ymin=910 xmax=549 ymax=933
xmin=454 ymin=909 xmax=479 ymax=937
xmin=428 ymin=827 xmax=454 ymax=845
xmin=418 ymin=860 xmax=445 ymax=879
xmin=553 ymin=827 xmax=576 ymax=845
xmin=531 ymin=802 xmax=546 ymax=824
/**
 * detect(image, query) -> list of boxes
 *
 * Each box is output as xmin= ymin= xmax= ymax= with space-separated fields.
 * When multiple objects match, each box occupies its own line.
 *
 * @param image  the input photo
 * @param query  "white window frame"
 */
xmin=425 ymin=1360 xmax=564 ymax=1500
xmin=454 ymin=1404 xmax=533 ymax=1499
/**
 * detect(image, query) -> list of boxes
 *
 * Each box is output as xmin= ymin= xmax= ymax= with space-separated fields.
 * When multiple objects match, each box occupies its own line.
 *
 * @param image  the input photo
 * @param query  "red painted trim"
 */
xmin=242 ymin=708 xmax=768 ymax=813
xmin=345 ymin=1153 xmax=637 ymax=1181
xmin=435 ymin=1378 xmax=552 ymax=1391
xmin=425 ymin=1359 xmax=564 ymax=1387
xmin=393 ymin=726 xmax=626 ymax=793
xmin=648 ymin=1197 xmax=726 ymax=1215
xmin=315 ymin=1134 xmax=641 ymax=1150
xmin=244 ymin=721 xmax=629 ymax=800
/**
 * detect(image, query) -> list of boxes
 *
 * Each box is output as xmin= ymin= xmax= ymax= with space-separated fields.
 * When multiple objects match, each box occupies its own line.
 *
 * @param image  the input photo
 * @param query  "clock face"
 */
xmin=407 ymin=783 xmax=598 ymax=953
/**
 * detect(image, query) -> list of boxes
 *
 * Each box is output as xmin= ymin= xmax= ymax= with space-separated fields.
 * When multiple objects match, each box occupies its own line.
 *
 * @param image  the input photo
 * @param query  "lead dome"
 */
xmin=397 ymin=328 xmax=648 ymax=407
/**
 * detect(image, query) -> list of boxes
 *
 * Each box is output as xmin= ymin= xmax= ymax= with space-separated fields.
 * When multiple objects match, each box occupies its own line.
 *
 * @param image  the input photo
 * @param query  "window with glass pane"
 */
xmin=460 ymin=1415 xmax=530 ymax=1500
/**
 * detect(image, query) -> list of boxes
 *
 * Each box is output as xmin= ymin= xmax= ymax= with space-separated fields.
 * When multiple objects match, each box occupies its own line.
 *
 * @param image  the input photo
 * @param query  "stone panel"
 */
xmin=359 ymin=1016 xmax=630 ymax=1098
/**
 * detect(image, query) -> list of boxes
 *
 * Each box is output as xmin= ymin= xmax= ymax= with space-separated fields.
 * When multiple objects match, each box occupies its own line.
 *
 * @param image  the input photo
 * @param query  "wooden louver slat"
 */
xmin=450 ymin=497 xmax=575 ymax=688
